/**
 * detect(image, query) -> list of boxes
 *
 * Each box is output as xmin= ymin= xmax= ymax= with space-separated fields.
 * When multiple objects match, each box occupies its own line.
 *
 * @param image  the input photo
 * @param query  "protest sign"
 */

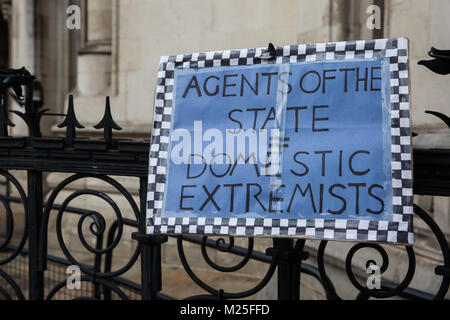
xmin=147 ymin=38 xmax=413 ymax=244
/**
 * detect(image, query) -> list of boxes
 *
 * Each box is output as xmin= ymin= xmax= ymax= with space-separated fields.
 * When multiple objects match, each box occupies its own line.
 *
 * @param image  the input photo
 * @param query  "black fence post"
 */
xmin=24 ymin=80 xmax=44 ymax=300
xmin=27 ymin=169 xmax=44 ymax=300
xmin=268 ymin=238 xmax=309 ymax=300
xmin=133 ymin=177 xmax=167 ymax=300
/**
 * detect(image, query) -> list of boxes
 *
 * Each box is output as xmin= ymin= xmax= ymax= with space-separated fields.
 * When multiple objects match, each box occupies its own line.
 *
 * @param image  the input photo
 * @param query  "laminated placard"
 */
xmin=147 ymin=38 xmax=413 ymax=244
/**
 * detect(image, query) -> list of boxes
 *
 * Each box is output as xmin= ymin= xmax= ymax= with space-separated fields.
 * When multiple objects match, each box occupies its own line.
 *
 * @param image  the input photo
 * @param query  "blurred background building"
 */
xmin=0 ymin=0 xmax=449 ymax=299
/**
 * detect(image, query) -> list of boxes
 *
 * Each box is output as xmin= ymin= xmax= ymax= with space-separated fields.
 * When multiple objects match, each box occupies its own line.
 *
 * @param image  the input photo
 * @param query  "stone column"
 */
xmin=9 ymin=0 xmax=34 ymax=136
xmin=77 ymin=0 xmax=112 ymax=97
xmin=328 ymin=0 xmax=384 ymax=42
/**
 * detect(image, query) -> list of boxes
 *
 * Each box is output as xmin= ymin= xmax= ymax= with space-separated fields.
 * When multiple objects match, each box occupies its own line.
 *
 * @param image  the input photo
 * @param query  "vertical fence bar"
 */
xmin=27 ymin=170 xmax=44 ymax=300
xmin=139 ymin=177 xmax=152 ymax=300
xmin=275 ymin=239 xmax=299 ymax=300
xmin=133 ymin=176 xmax=167 ymax=300
xmin=25 ymin=81 xmax=44 ymax=300
xmin=148 ymin=237 xmax=164 ymax=300
xmin=94 ymin=234 xmax=104 ymax=299
xmin=270 ymin=238 xmax=308 ymax=300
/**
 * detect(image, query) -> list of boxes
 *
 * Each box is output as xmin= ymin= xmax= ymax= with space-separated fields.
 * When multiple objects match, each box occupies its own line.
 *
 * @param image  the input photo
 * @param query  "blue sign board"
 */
xmin=147 ymin=38 xmax=413 ymax=244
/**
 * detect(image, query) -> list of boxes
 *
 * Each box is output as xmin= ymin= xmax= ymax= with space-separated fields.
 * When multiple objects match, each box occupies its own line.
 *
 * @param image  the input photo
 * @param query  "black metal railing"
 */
xmin=0 ymin=51 xmax=449 ymax=300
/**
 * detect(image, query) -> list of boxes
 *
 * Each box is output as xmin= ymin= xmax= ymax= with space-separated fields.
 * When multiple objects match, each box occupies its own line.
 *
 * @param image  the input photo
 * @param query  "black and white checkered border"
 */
xmin=147 ymin=38 xmax=413 ymax=245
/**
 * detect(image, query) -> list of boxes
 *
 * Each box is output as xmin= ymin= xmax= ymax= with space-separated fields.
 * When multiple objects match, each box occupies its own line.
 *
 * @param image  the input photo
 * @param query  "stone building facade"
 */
xmin=0 ymin=0 xmax=449 ymax=299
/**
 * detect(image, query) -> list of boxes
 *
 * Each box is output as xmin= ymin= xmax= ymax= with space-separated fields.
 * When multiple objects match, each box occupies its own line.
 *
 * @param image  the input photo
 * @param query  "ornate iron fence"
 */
xmin=0 ymin=50 xmax=449 ymax=300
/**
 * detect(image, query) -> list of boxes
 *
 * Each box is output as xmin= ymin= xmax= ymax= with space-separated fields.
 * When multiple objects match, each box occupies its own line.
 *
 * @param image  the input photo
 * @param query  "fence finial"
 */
xmin=57 ymin=95 xmax=84 ymax=147
xmin=94 ymin=96 xmax=122 ymax=145
xmin=418 ymin=47 xmax=450 ymax=75
xmin=257 ymin=43 xmax=277 ymax=60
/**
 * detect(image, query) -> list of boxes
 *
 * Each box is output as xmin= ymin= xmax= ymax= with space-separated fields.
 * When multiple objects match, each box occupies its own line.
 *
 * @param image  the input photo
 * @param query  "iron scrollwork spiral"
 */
xmin=41 ymin=173 xmax=142 ymax=299
xmin=0 ymin=170 xmax=27 ymax=265
xmin=317 ymin=203 xmax=450 ymax=300
xmin=414 ymin=204 xmax=450 ymax=300
xmin=0 ymin=170 xmax=27 ymax=300
xmin=178 ymin=235 xmax=276 ymax=299
xmin=200 ymin=236 xmax=254 ymax=273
